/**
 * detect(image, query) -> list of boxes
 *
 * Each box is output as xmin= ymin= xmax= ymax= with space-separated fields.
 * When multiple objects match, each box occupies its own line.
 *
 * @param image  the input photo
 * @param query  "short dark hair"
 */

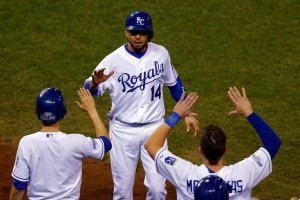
xmin=200 ymin=124 xmax=227 ymax=165
xmin=42 ymin=121 xmax=57 ymax=126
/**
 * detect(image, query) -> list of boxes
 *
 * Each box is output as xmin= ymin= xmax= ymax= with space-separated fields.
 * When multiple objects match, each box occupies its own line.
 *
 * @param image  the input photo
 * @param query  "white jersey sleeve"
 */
xmin=75 ymin=134 xmax=106 ymax=160
xmin=155 ymin=148 xmax=200 ymax=200
xmin=12 ymin=141 xmax=30 ymax=182
xmin=230 ymin=147 xmax=272 ymax=189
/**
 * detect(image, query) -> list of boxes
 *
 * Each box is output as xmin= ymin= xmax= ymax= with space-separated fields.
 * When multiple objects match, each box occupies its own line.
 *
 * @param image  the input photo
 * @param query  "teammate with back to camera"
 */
xmin=83 ymin=11 xmax=199 ymax=199
xmin=9 ymin=87 xmax=112 ymax=200
xmin=145 ymin=87 xmax=281 ymax=200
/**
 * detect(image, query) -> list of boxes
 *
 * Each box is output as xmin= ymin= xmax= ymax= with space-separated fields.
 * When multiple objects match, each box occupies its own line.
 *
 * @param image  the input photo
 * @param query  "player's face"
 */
xmin=125 ymin=30 xmax=149 ymax=53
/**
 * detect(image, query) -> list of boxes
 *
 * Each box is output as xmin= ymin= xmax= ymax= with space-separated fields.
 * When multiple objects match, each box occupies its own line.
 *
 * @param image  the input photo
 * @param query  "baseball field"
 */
xmin=0 ymin=0 xmax=299 ymax=199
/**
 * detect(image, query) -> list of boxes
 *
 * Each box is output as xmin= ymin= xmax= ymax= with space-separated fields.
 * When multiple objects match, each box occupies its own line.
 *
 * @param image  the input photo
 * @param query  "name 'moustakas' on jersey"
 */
xmin=155 ymin=147 xmax=271 ymax=200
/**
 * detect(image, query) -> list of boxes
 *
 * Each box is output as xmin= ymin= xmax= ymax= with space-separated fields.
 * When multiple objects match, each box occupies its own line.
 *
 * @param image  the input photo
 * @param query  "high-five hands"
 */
xmin=75 ymin=88 xmax=96 ymax=113
xmin=173 ymin=92 xmax=199 ymax=118
xmin=228 ymin=86 xmax=253 ymax=118
xmin=173 ymin=92 xmax=199 ymax=136
xmin=92 ymin=68 xmax=114 ymax=85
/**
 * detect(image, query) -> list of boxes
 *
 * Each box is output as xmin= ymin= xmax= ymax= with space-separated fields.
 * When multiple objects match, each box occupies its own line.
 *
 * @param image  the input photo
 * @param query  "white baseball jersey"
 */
xmin=11 ymin=131 xmax=106 ymax=200
xmin=85 ymin=42 xmax=179 ymax=199
xmin=155 ymin=147 xmax=272 ymax=200
xmin=87 ymin=42 xmax=178 ymax=124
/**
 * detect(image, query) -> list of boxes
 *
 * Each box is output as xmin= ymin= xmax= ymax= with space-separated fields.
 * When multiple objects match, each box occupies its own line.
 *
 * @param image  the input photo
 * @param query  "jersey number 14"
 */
xmin=151 ymin=85 xmax=161 ymax=101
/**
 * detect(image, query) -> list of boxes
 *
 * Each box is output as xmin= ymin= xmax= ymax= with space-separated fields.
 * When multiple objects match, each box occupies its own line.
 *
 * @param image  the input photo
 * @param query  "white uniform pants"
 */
xmin=109 ymin=119 xmax=167 ymax=200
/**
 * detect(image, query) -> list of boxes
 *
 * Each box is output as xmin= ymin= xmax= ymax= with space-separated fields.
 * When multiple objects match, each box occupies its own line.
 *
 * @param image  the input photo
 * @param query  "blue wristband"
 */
xmin=165 ymin=112 xmax=181 ymax=128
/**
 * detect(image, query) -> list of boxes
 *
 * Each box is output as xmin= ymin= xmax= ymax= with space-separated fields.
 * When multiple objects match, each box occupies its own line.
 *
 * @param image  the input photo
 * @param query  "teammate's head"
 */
xmin=125 ymin=11 xmax=154 ymax=41
xmin=36 ymin=87 xmax=67 ymax=125
xmin=200 ymin=124 xmax=227 ymax=165
xmin=194 ymin=175 xmax=231 ymax=200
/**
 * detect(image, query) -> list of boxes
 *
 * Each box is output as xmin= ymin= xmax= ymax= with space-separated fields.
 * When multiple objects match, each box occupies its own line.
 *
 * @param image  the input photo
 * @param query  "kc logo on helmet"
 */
xmin=136 ymin=17 xmax=144 ymax=25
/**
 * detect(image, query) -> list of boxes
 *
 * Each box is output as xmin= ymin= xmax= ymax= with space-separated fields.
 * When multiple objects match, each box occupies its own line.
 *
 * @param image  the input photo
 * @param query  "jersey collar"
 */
xmin=124 ymin=43 xmax=146 ymax=59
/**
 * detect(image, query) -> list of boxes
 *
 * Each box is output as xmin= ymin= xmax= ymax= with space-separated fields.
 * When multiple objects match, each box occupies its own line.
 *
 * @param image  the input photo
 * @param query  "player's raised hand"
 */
xmin=173 ymin=92 xmax=199 ymax=117
xmin=92 ymin=68 xmax=114 ymax=85
xmin=228 ymin=86 xmax=253 ymax=117
xmin=75 ymin=87 xmax=96 ymax=113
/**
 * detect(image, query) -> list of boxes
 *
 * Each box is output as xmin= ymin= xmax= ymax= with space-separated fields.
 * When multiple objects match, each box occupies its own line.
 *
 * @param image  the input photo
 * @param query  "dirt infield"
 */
xmin=0 ymin=143 xmax=176 ymax=200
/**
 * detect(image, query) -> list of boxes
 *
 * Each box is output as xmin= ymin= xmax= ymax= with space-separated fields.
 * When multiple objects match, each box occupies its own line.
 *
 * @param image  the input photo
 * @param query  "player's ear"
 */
xmin=125 ymin=30 xmax=129 ymax=37
xmin=225 ymin=146 xmax=228 ymax=153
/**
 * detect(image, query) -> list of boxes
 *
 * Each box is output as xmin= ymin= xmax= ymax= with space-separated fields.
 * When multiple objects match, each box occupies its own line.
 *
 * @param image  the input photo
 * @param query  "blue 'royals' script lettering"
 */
xmin=118 ymin=61 xmax=164 ymax=93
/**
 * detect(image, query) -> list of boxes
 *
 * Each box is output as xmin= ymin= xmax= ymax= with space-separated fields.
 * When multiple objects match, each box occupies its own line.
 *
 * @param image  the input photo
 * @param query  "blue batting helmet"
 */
xmin=194 ymin=175 xmax=231 ymax=200
xmin=125 ymin=11 xmax=154 ymax=40
xmin=36 ymin=87 xmax=67 ymax=124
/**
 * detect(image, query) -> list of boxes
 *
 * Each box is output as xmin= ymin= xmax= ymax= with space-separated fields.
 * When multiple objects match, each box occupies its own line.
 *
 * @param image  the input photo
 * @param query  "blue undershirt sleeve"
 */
xmin=84 ymin=80 xmax=99 ymax=96
xmin=13 ymin=178 xmax=28 ymax=190
xmin=98 ymin=136 xmax=112 ymax=153
xmin=247 ymin=112 xmax=281 ymax=160
xmin=168 ymin=76 xmax=186 ymax=102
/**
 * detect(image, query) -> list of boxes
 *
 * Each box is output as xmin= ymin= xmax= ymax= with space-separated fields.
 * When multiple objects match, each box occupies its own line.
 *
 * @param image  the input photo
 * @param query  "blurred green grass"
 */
xmin=1 ymin=0 xmax=299 ymax=199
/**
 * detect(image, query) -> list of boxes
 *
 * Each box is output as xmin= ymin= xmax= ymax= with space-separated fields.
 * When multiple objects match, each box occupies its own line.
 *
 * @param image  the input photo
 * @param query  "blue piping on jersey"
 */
xmin=13 ymin=178 xmax=28 ymax=190
xmin=124 ymin=44 xmax=146 ymax=59
xmin=168 ymin=76 xmax=186 ymax=102
xmin=247 ymin=112 xmax=281 ymax=160
xmin=99 ymin=136 xmax=112 ymax=153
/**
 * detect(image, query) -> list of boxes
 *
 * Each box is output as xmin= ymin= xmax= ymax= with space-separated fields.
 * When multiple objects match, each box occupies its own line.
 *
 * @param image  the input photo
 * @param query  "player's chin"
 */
xmin=133 ymin=43 xmax=143 ymax=49
xmin=133 ymin=44 xmax=146 ymax=52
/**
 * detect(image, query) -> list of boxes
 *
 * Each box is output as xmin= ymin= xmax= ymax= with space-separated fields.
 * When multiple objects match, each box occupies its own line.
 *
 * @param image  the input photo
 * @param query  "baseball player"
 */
xmin=9 ymin=87 xmax=112 ymax=200
xmin=145 ymin=87 xmax=281 ymax=200
xmin=83 ymin=11 xmax=199 ymax=199
xmin=194 ymin=175 xmax=231 ymax=200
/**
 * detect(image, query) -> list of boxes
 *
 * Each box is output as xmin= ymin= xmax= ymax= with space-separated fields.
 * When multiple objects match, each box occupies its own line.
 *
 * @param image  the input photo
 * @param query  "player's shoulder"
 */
xmin=148 ymin=42 xmax=168 ymax=52
xmin=228 ymin=147 xmax=271 ymax=170
xmin=19 ymin=132 xmax=41 ymax=142
xmin=65 ymin=133 xmax=87 ymax=140
xmin=99 ymin=44 xmax=126 ymax=62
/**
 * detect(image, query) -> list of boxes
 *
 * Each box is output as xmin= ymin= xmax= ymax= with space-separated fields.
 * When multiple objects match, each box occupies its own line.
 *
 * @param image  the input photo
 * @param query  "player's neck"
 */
xmin=41 ymin=122 xmax=60 ymax=132
xmin=203 ymin=158 xmax=224 ymax=173
xmin=205 ymin=163 xmax=224 ymax=173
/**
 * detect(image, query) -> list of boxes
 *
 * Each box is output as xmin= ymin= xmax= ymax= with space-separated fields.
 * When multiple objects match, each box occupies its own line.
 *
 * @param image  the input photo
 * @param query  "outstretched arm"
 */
xmin=145 ymin=92 xmax=199 ymax=160
xmin=76 ymin=87 xmax=111 ymax=153
xmin=228 ymin=86 xmax=281 ymax=159
xmin=76 ymin=88 xmax=109 ymax=139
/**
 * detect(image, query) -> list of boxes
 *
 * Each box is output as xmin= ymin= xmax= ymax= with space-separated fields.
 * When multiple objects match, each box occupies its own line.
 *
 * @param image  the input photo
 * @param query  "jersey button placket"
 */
xmin=137 ymin=61 xmax=144 ymax=123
